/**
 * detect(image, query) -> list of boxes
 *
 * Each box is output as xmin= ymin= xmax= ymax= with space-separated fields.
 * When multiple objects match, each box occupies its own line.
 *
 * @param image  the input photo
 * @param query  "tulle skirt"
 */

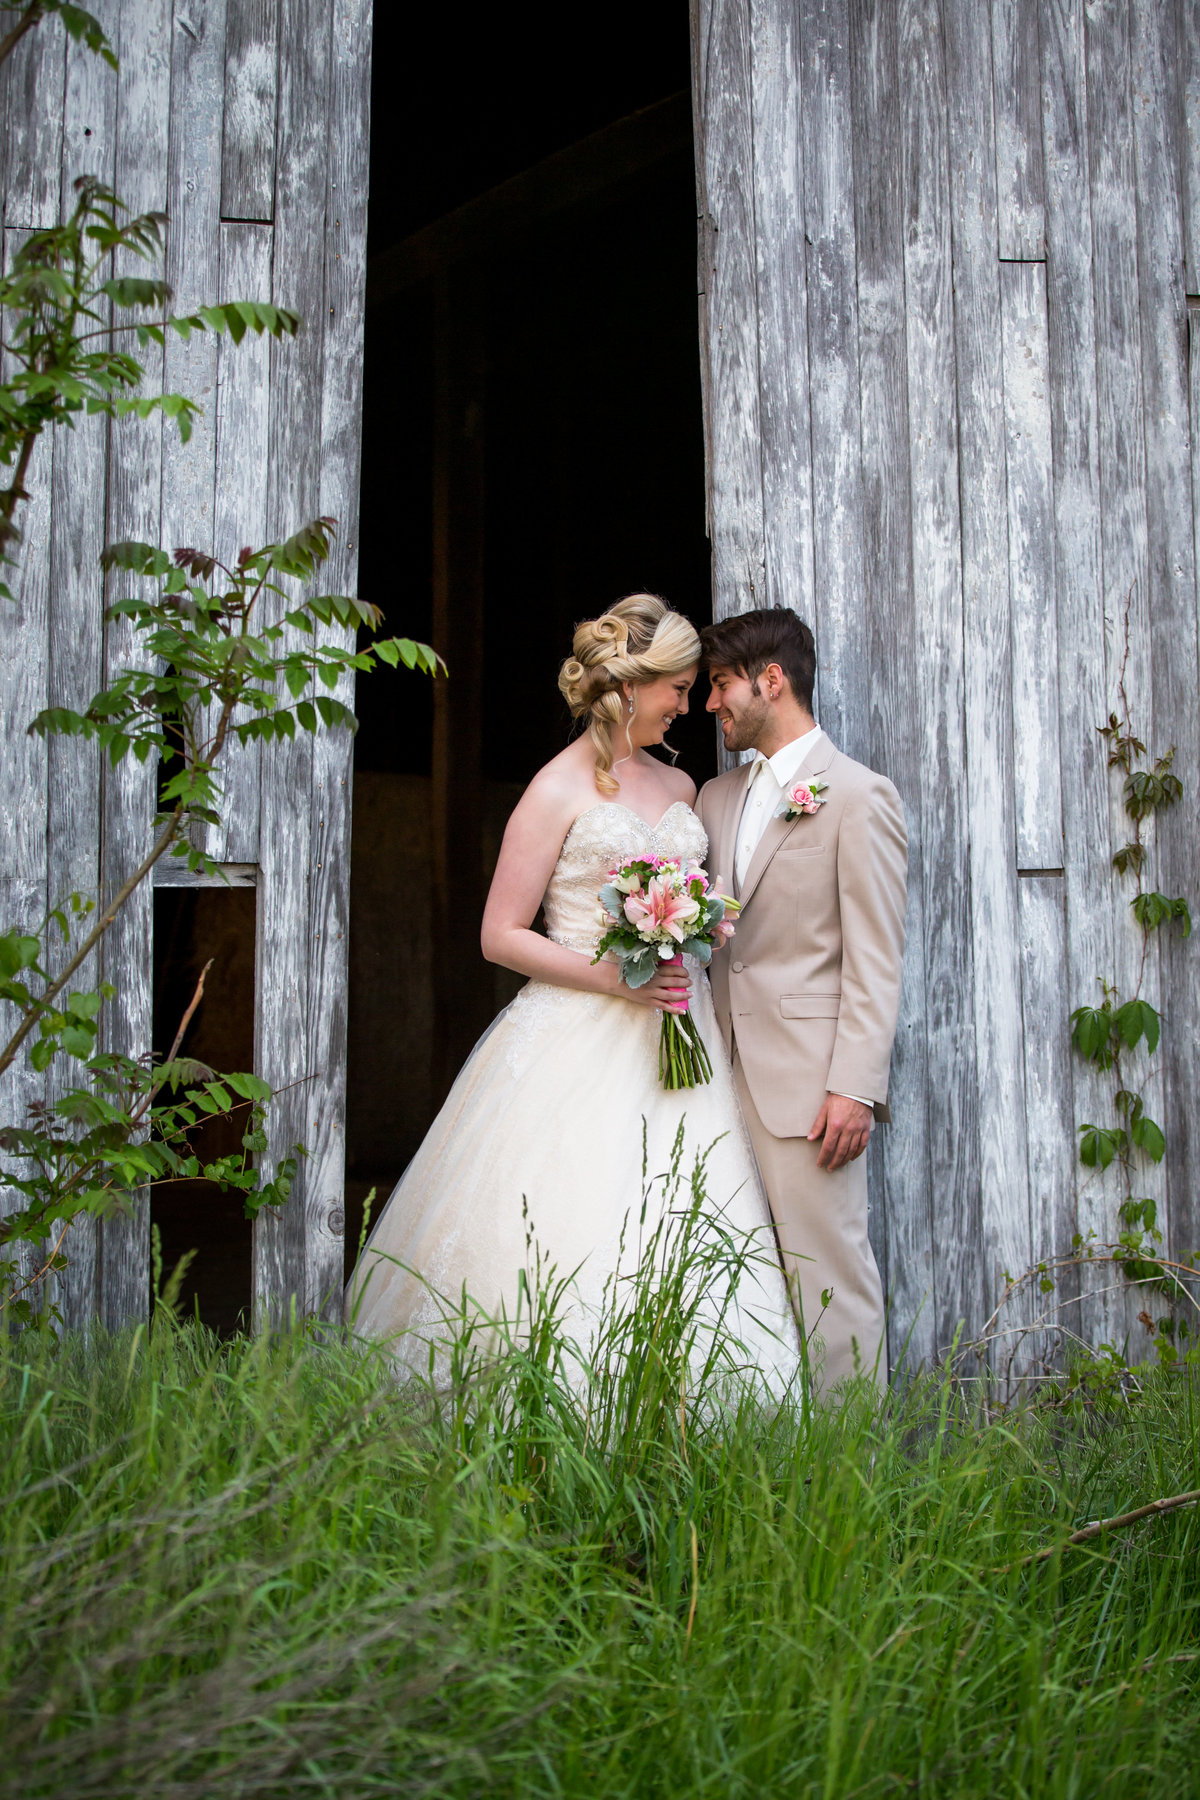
xmin=344 ymin=970 xmax=803 ymax=1399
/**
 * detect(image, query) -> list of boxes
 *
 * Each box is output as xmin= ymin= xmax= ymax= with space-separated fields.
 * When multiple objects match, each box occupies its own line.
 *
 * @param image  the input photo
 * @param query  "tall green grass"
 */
xmin=2 ymin=1158 xmax=1198 ymax=1797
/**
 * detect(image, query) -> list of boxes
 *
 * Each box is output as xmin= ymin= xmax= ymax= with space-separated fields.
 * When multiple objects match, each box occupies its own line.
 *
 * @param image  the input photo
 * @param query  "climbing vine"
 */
xmin=1069 ymin=604 xmax=1193 ymax=1360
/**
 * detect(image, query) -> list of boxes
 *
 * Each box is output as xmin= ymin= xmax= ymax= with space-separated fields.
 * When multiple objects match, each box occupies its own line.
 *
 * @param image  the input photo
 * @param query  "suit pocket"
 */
xmin=776 ymin=844 xmax=826 ymax=859
xmin=780 ymin=993 xmax=841 ymax=1019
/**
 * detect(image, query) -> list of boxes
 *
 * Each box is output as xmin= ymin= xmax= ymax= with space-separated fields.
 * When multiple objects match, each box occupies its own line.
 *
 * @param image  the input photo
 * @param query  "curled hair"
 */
xmin=559 ymin=593 xmax=700 ymax=794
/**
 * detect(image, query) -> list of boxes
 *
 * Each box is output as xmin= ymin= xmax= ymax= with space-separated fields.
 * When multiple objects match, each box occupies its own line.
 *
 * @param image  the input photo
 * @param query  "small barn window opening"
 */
xmin=151 ymin=881 xmax=257 ymax=1334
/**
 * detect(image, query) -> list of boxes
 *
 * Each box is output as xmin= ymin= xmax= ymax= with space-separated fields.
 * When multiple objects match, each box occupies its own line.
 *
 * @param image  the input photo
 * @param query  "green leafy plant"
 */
xmin=0 ymin=28 xmax=441 ymax=1326
xmin=1066 ymin=595 xmax=1194 ymax=1357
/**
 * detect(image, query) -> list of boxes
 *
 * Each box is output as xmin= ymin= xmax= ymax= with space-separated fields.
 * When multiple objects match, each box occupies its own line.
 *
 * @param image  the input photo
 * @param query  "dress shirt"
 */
xmin=732 ymin=725 xmax=872 ymax=1113
xmin=733 ymin=725 xmax=823 ymax=888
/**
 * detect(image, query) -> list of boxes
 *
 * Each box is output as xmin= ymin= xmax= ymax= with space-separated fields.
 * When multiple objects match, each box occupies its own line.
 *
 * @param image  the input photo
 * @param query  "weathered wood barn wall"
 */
xmin=0 ymin=0 xmax=371 ymax=1328
xmin=694 ymin=0 xmax=1200 ymax=1366
xmin=4 ymin=0 xmax=1199 ymax=1368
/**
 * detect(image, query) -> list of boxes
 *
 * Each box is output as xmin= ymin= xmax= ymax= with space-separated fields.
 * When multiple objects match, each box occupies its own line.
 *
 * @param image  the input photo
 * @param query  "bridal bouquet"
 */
xmin=592 ymin=856 xmax=739 ymax=1089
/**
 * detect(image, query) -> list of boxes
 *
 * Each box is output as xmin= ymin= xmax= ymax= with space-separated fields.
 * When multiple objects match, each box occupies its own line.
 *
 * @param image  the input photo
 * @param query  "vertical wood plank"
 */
xmin=944 ymin=0 xmax=1030 ymax=1340
xmin=800 ymin=0 xmax=868 ymax=757
xmin=44 ymin=0 xmax=120 ymax=1327
xmin=749 ymin=0 xmax=815 ymax=629
xmin=991 ymin=0 xmax=1045 ymax=259
xmin=3 ymin=17 xmax=66 ymax=228
xmin=848 ymin=0 xmax=935 ymax=1372
xmin=899 ymin=0 xmax=981 ymax=1352
xmin=430 ymin=276 xmax=488 ymax=1099
xmin=1000 ymin=262 xmax=1064 ymax=870
xmin=1130 ymin=0 xmax=1200 ymax=1277
xmin=221 ymin=0 xmax=277 ymax=221
xmin=253 ymin=0 xmax=330 ymax=1326
xmin=693 ymin=0 xmax=765 ymax=621
xmin=1183 ymin=0 xmax=1200 ymax=292
xmin=98 ymin=0 xmax=172 ymax=1327
xmin=159 ymin=0 xmax=225 ymax=555
xmin=1017 ymin=874 xmax=1076 ymax=1353
xmin=1039 ymin=0 xmax=1115 ymax=1344
xmin=1084 ymin=0 xmax=1164 ymax=1347
xmin=207 ymin=220 xmax=271 ymax=865
xmin=305 ymin=0 xmax=371 ymax=1317
xmin=0 ymin=235 xmax=51 ymax=1290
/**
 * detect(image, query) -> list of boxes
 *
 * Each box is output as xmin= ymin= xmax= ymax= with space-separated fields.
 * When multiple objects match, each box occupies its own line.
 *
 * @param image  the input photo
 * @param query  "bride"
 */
xmin=344 ymin=594 xmax=802 ymax=1392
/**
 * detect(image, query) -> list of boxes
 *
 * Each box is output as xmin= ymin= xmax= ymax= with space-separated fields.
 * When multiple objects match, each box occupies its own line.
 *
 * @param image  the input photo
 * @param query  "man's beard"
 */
xmin=721 ymin=692 xmax=769 ymax=753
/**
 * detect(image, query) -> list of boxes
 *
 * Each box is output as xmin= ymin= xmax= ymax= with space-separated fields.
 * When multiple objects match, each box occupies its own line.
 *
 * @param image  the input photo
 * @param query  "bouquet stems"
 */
xmin=658 ymin=954 xmax=713 ymax=1090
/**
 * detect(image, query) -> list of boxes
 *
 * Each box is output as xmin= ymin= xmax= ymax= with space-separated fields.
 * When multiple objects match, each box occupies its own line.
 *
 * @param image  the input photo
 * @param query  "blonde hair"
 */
xmin=558 ymin=593 xmax=700 ymax=794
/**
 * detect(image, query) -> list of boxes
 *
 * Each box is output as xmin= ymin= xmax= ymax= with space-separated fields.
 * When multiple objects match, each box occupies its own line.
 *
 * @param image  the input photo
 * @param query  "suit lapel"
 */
xmin=716 ymin=760 xmax=754 ymax=898
xmin=738 ymin=733 xmax=837 ymax=911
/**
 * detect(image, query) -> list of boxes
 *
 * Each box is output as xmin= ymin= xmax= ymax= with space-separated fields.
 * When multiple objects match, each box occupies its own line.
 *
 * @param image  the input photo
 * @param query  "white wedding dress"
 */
xmin=344 ymin=800 xmax=802 ymax=1395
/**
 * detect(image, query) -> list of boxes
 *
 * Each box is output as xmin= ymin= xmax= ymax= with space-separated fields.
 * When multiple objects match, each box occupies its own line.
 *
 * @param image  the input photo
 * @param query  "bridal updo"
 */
xmin=558 ymin=593 xmax=700 ymax=795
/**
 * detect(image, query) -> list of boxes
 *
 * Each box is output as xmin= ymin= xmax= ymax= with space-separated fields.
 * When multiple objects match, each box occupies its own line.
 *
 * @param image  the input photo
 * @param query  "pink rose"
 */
xmin=789 ymin=783 xmax=821 ymax=815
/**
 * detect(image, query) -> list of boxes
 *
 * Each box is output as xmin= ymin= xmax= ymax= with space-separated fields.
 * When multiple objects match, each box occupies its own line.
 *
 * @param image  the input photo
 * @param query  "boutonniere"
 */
xmin=778 ymin=777 xmax=828 ymax=820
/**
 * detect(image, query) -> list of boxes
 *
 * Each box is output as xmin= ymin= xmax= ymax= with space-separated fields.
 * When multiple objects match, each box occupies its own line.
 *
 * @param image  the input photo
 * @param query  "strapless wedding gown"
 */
xmin=344 ymin=800 xmax=802 ymax=1394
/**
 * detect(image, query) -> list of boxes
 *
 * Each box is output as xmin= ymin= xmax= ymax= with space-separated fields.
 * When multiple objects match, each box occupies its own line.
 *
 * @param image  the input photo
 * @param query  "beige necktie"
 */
xmin=735 ymin=757 xmax=774 ymax=888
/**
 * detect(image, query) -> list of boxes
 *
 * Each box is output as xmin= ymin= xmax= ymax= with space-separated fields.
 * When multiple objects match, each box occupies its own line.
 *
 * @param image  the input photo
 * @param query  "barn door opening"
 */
xmin=345 ymin=5 xmax=712 ymax=1259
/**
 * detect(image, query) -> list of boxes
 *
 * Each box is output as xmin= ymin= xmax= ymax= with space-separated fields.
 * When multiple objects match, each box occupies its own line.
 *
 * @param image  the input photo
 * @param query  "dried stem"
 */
xmin=1001 ymin=1487 xmax=1200 ymax=1573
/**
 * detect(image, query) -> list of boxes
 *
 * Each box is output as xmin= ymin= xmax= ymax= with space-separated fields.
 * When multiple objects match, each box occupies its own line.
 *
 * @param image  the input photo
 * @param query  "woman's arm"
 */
xmin=480 ymin=781 xmax=690 ymax=1012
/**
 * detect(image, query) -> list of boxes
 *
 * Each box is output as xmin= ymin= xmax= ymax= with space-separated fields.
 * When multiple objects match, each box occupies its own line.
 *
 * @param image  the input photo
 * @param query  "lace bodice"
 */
xmin=542 ymin=800 xmax=708 ymax=952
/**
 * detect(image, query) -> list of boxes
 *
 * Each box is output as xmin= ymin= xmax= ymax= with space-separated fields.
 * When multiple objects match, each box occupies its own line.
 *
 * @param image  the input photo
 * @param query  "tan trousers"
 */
xmin=732 ymin=1047 xmax=886 ymax=1394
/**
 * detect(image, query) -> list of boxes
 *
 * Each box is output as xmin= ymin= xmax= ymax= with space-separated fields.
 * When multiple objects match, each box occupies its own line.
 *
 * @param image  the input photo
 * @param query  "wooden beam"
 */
xmin=367 ymin=91 xmax=692 ymax=306
xmin=154 ymin=862 xmax=258 ymax=888
xmin=430 ymin=271 xmax=488 ymax=1099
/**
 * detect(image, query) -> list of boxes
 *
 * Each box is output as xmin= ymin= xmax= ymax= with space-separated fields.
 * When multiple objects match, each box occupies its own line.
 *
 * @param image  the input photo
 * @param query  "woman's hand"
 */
xmin=622 ymin=960 xmax=691 ymax=1013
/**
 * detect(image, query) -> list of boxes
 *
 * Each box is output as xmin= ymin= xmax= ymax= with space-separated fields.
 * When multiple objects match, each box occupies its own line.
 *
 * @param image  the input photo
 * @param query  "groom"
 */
xmin=695 ymin=608 xmax=907 ymax=1392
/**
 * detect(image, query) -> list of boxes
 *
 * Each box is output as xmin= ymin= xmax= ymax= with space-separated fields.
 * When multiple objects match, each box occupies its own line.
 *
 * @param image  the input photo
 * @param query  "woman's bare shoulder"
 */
xmin=507 ymin=741 xmax=598 ymax=835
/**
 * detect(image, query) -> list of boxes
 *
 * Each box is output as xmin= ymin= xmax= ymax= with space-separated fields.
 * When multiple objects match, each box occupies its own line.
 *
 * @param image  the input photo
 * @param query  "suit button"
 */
xmin=731 ymin=960 xmax=744 ymax=973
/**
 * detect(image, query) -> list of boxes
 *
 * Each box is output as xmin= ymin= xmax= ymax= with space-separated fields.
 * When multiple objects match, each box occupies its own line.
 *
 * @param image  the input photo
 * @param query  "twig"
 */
xmin=130 ymin=958 xmax=213 ymax=1127
xmin=1001 ymin=1487 xmax=1200 ymax=1572
xmin=0 ymin=1213 xmax=70 ymax=1313
xmin=0 ymin=805 xmax=185 ymax=1081
xmin=0 ymin=5 xmax=43 ymax=78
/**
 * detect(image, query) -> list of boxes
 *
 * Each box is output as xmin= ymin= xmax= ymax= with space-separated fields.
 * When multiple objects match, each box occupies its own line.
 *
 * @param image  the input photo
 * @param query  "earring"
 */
xmin=627 ymin=695 xmax=634 ymax=717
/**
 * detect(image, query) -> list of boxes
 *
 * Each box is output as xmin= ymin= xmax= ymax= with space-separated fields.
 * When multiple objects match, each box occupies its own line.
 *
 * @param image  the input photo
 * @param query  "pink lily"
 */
xmin=623 ymin=874 xmax=701 ymax=943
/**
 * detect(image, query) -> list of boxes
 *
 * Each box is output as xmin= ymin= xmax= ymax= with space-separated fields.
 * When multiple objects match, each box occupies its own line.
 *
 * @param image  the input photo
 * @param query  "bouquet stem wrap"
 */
xmin=658 ymin=953 xmax=714 ymax=1089
xmin=591 ymin=855 xmax=739 ymax=1091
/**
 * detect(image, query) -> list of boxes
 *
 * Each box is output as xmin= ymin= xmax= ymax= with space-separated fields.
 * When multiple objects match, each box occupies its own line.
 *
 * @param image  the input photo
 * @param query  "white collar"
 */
xmin=752 ymin=725 xmax=824 ymax=787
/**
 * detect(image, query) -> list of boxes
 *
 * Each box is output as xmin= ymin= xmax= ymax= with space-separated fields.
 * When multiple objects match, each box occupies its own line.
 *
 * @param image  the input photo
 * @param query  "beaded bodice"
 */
xmin=541 ymin=800 xmax=708 ymax=953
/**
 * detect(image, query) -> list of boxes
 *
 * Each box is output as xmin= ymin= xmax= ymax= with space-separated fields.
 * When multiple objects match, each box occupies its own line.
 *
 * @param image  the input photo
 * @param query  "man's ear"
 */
xmin=761 ymin=661 xmax=788 ymax=702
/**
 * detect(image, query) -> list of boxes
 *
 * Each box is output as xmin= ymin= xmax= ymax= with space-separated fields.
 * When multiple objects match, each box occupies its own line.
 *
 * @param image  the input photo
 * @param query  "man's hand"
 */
xmin=808 ymin=1093 xmax=872 ymax=1171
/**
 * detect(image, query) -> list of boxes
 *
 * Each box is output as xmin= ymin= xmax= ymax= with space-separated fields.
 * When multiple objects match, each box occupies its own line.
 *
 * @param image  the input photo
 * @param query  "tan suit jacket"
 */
xmin=696 ymin=732 xmax=907 ymax=1141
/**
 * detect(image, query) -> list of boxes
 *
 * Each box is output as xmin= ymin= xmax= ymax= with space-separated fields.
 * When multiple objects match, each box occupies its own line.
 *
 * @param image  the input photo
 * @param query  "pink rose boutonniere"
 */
xmin=778 ymin=777 xmax=828 ymax=820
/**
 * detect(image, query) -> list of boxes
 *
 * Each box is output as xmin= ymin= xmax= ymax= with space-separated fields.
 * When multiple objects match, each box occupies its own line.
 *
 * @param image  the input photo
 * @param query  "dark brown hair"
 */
xmin=700 ymin=607 xmax=817 ymax=710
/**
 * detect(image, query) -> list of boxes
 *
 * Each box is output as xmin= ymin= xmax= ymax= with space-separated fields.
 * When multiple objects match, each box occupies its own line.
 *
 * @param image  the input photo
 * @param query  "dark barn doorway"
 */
xmin=346 ymin=6 xmax=712 ymax=1259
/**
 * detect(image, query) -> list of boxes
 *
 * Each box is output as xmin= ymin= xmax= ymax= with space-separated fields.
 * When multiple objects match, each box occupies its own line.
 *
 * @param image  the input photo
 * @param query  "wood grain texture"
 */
xmin=694 ymin=0 xmax=766 ymax=618
xmin=3 ymin=13 xmax=66 ymax=228
xmin=97 ymin=0 xmax=172 ymax=1328
xmin=848 ymin=0 xmax=935 ymax=1373
xmin=44 ymin=1 xmax=119 ymax=1327
xmin=160 ymin=0 xmax=226 ymax=560
xmin=1183 ymin=0 xmax=1200 ymax=291
xmin=1084 ymin=0 xmax=1164 ymax=1340
xmin=1039 ymin=0 xmax=1117 ymax=1343
xmin=991 ymin=0 xmax=1045 ymax=259
xmin=0 ymin=233 xmax=51 ymax=1290
xmin=305 ymin=0 xmax=371 ymax=1318
xmin=801 ymin=0 xmax=868 ymax=757
xmin=944 ymin=0 xmax=1029 ymax=1341
xmin=749 ymin=0 xmax=814 ymax=628
xmin=221 ymin=0 xmax=277 ymax=221
xmin=252 ymin=0 xmax=330 ymax=1327
xmin=208 ymin=220 xmax=271 ymax=866
xmin=899 ymin=0 xmax=981 ymax=1352
xmin=1017 ymin=874 xmax=1076 ymax=1342
xmin=1000 ymin=261 xmax=1063 ymax=870
xmin=1130 ymin=0 xmax=1200 ymax=1275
